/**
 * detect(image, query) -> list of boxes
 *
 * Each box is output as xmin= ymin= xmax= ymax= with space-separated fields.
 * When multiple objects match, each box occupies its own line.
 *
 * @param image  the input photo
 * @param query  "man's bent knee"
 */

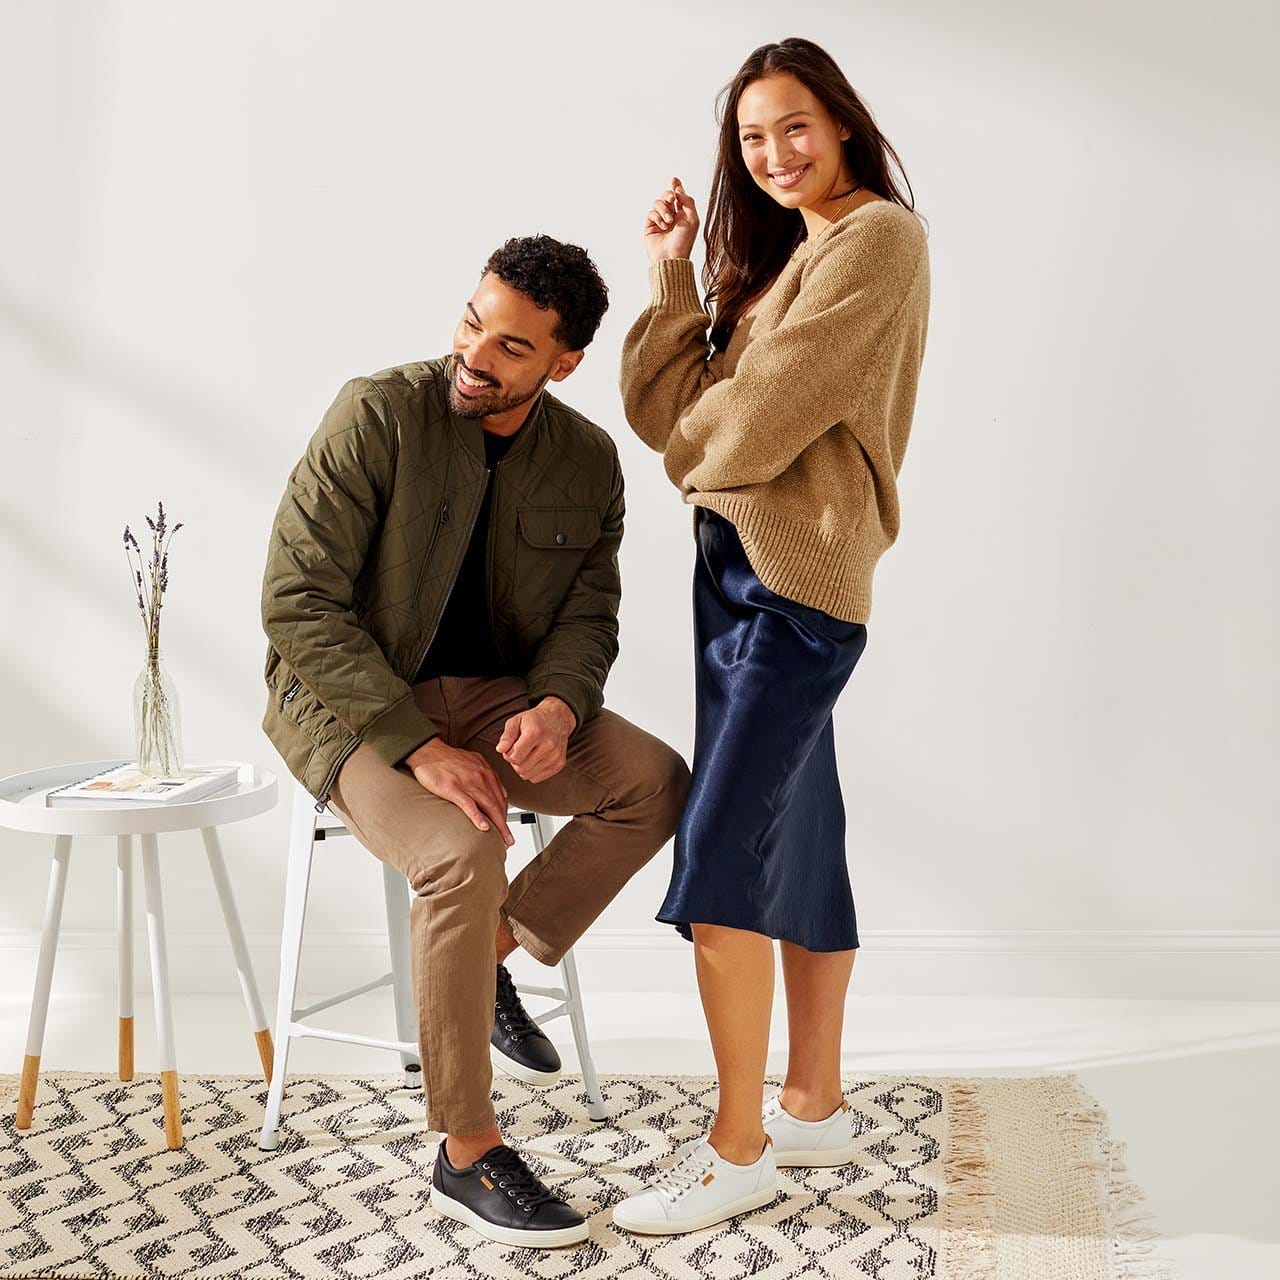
xmin=656 ymin=748 xmax=693 ymax=837
xmin=405 ymin=825 xmax=508 ymax=907
xmin=622 ymin=741 xmax=691 ymax=840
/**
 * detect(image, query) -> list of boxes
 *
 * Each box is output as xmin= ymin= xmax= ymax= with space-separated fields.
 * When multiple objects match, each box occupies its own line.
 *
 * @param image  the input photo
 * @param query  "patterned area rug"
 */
xmin=0 ymin=1070 xmax=1174 ymax=1279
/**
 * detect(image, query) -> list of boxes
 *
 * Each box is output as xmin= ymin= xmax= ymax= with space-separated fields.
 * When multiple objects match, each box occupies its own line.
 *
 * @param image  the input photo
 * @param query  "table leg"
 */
xmin=141 ymin=833 xmax=183 ymax=1149
xmin=116 ymin=836 xmax=134 ymax=1082
xmin=16 ymin=836 xmax=72 ymax=1129
xmin=200 ymin=826 xmax=273 ymax=1082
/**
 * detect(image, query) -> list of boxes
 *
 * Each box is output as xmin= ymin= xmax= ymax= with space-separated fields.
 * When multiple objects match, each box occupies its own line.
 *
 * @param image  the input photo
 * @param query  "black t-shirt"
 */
xmin=413 ymin=424 xmax=523 ymax=682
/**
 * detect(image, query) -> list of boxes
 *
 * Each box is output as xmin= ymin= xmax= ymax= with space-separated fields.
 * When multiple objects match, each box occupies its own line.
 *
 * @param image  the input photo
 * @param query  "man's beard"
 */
xmin=448 ymin=354 xmax=546 ymax=420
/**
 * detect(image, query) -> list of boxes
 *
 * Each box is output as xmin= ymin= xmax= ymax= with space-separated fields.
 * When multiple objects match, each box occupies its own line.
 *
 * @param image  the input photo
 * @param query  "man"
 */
xmin=260 ymin=235 xmax=690 ymax=1248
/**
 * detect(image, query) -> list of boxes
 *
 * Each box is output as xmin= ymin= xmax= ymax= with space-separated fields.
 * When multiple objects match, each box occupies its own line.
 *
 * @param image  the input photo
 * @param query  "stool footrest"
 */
xmin=530 ymin=1003 xmax=569 ymax=1026
xmin=289 ymin=1023 xmax=418 ymax=1056
xmin=516 ymin=984 xmax=566 ymax=1001
xmin=293 ymin=973 xmax=394 ymax=1020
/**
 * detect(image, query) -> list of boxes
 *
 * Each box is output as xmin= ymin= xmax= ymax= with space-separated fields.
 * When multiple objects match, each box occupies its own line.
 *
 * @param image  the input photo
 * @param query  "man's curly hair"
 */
xmin=482 ymin=235 xmax=609 ymax=352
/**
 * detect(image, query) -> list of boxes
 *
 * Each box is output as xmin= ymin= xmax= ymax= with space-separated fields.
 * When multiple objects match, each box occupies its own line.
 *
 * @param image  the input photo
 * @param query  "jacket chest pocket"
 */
xmin=514 ymin=506 xmax=600 ymax=615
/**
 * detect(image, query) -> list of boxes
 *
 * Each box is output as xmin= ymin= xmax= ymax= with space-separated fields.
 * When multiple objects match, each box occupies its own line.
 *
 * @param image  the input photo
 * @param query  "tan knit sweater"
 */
xmin=619 ymin=199 xmax=930 ymax=623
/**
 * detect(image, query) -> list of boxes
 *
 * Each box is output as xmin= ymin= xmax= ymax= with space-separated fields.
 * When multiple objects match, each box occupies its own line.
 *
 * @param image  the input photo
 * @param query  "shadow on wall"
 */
xmin=0 ymin=283 xmax=285 ymax=484
xmin=0 ymin=499 xmax=257 ymax=722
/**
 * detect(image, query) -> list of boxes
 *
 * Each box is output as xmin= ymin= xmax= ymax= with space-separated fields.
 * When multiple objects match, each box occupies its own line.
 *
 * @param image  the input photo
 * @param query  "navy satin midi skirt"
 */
xmin=658 ymin=506 xmax=869 ymax=952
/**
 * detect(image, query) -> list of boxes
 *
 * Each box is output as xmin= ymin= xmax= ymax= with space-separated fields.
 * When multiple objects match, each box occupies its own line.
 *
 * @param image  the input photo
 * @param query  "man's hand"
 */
xmin=402 ymin=737 xmax=515 ymax=846
xmin=496 ymin=697 xmax=577 ymax=784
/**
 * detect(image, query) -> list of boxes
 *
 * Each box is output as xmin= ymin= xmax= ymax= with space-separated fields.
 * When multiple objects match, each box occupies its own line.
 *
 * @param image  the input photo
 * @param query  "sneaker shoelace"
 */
xmin=475 ymin=1144 xmax=561 ymax=1213
xmin=495 ymin=965 xmax=541 ymax=1045
xmin=650 ymin=1147 xmax=715 ymax=1201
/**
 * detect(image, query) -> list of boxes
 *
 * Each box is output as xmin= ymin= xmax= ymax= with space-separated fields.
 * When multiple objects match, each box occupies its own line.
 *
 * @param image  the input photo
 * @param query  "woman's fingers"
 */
xmin=650 ymin=192 xmax=696 ymax=230
xmin=643 ymin=177 xmax=699 ymax=255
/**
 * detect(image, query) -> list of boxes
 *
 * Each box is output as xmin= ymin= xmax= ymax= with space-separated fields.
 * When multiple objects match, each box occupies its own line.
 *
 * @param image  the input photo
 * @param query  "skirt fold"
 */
xmin=659 ymin=507 xmax=868 ymax=952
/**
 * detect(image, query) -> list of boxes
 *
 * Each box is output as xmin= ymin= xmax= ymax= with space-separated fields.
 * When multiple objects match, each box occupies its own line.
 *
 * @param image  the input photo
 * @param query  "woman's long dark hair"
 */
xmin=705 ymin=37 xmax=918 ymax=350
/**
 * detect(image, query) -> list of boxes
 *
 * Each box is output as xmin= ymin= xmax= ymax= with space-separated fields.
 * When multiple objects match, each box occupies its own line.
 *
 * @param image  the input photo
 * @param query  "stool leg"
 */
xmin=16 ymin=835 xmax=72 ymax=1130
xmin=141 ymin=833 xmax=183 ymax=1149
xmin=560 ymin=946 xmax=609 ymax=1122
xmin=259 ymin=789 xmax=315 ymax=1151
xmin=116 ymin=836 xmax=134 ymax=1082
xmin=201 ymin=826 xmax=273 ymax=1082
xmin=381 ymin=864 xmax=422 ymax=1090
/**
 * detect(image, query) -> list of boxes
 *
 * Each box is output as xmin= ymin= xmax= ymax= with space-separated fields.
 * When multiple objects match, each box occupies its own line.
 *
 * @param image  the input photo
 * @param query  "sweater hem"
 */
xmin=688 ymin=494 xmax=887 ymax=624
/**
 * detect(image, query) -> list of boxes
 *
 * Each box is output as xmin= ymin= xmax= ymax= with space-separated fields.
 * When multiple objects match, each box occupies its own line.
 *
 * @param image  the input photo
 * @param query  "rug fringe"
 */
xmin=1059 ymin=1077 xmax=1181 ymax=1279
xmin=942 ymin=1080 xmax=998 ymax=1279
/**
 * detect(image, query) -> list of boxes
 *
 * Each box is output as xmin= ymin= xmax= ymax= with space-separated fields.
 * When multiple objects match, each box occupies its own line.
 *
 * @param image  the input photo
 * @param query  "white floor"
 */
xmin=3 ymin=987 xmax=1276 ymax=1280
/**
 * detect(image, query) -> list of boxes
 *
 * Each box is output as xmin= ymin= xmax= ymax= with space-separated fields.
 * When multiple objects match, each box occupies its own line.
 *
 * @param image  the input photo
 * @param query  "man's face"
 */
xmin=449 ymin=273 xmax=581 ymax=420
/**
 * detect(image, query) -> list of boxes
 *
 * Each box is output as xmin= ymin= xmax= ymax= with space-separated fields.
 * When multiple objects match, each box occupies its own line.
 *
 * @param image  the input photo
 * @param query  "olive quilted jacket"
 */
xmin=260 ymin=356 xmax=624 ymax=806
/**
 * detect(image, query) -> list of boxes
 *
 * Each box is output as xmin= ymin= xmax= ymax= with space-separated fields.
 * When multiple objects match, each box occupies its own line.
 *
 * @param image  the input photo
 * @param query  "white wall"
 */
xmin=2 ymin=0 xmax=1276 ymax=1001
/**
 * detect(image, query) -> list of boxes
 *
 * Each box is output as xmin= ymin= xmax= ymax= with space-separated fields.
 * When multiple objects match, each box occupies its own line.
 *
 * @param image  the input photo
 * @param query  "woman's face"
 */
xmin=737 ymin=72 xmax=852 ymax=211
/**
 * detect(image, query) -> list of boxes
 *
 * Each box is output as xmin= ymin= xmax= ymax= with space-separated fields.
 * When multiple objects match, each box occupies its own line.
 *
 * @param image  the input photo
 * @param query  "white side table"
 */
xmin=0 ymin=759 xmax=278 ymax=1149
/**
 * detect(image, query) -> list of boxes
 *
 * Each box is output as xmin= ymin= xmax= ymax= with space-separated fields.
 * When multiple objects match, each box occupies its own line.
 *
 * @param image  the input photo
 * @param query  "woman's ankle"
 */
xmin=707 ymin=1123 xmax=768 ymax=1166
xmin=778 ymin=1082 xmax=845 ymax=1122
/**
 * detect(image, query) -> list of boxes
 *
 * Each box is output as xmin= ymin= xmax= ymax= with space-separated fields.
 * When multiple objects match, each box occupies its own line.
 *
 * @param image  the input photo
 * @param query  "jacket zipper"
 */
xmin=410 ymin=496 xmax=450 ymax=606
xmin=413 ymin=470 xmax=487 ymax=675
xmin=313 ymin=476 xmax=487 ymax=811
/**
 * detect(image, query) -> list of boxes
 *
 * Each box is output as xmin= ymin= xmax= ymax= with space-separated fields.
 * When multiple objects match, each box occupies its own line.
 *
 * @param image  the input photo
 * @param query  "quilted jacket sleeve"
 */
xmin=261 ymin=377 xmax=440 ymax=767
xmin=525 ymin=457 xmax=625 ymax=730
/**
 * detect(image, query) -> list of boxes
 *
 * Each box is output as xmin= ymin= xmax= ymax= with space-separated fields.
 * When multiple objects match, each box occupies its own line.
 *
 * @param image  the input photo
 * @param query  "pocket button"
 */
xmin=555 ymin=532 xmax=566 ymax=545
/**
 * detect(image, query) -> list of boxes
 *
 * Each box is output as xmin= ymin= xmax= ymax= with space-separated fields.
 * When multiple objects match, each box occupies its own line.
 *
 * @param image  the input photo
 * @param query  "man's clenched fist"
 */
xmin=497 ymin=696 xmax=577 ymax=784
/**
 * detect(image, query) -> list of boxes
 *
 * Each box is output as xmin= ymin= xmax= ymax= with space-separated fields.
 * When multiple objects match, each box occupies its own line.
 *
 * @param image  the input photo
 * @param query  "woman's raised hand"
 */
xmin=644 ymin=176 xmax=699 ymax=263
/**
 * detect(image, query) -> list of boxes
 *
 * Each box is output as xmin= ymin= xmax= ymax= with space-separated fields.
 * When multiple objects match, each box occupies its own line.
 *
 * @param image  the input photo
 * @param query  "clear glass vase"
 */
xmin=133 ymin=650 xmax=183 ymax=776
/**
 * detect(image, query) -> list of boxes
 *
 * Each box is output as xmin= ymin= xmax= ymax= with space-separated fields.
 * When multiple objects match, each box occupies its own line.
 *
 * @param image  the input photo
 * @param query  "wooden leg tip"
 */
xmin=118 ymin=1016 xmax=135 ymax=1082
xmin=16 ymin=1055 xmax=40 ymax=1129
xmin=254 ymin=1028 xmax=275 ymax=1083
xmin=160 ymin=1069 xmax=184 ymax=1148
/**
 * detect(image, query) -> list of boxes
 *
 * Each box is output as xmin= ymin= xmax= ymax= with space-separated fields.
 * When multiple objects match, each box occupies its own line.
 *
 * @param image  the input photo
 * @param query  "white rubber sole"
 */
xmin=490 ymin=1042 xmax=562 ymax=1087
xmin=612 ymin=1184 xmax=780 ymax=1236
xmin=773 ymin=1144 xmax=857 ymax=1168
xmin=429 ymin=1184 xmax=588 ymax=1248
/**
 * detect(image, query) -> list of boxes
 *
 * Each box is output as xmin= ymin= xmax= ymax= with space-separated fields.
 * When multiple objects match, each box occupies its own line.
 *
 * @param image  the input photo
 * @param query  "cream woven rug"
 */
xmin=0 ymin=1070 xmax=1175 ymax=1279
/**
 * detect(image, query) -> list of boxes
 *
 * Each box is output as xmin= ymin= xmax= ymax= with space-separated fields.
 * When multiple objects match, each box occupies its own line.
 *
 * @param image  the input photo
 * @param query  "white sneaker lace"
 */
xmin=650 ymin=1148 xmax=715 ymax=1201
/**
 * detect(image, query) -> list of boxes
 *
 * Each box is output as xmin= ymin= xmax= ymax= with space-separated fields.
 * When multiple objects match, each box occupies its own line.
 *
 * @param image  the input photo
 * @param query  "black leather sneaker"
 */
xmin=490 ymin=962 xmax=562 ymax=1085
xmin=430 ymin=1140 xmax=588 ymax=1247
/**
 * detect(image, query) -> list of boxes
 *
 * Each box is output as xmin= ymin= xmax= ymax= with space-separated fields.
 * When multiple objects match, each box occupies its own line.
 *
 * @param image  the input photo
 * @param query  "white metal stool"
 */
xmin=258 ymin=783 xmax=608 ymax=1150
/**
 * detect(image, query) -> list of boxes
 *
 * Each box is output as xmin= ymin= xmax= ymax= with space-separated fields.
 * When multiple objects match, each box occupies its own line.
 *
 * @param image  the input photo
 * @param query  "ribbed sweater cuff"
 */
xmin=648 ymin=257 xmax=703 ymax=312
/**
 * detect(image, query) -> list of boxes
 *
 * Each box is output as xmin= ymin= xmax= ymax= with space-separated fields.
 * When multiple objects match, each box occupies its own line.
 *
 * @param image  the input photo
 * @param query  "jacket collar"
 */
xmin=442 ymin=356 xmax=548 ymax=467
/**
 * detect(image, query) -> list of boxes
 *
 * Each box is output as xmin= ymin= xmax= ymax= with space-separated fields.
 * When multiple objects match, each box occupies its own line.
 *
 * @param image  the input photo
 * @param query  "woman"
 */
xmin=612 ymin=38 xmax=931 ymax=1235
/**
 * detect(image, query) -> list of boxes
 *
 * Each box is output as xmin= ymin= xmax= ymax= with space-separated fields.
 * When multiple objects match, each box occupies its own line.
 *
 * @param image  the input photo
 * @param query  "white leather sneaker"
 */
xmin=761 ymin=1094 xmax=856 ymax=1167
xmin=612 ymin=1135 xmax=778 ymax=1235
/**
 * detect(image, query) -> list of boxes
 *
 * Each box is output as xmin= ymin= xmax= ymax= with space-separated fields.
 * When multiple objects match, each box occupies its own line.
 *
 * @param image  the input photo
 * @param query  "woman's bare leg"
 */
xmin=691 ymin=922 xmax=774 ymax=1164
xmin=778 ymin=942 xmax=855 ymax=1119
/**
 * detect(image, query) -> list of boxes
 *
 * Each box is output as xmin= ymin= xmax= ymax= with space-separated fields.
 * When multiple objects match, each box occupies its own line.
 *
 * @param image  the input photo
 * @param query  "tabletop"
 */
xmin=0 ymin=760 xmax=278 ymax=837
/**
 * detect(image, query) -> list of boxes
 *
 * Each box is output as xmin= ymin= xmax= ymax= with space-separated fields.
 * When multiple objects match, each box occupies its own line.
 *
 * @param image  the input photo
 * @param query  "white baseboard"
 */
xmin=1 ymin=928 xmax=1276 ymax=1001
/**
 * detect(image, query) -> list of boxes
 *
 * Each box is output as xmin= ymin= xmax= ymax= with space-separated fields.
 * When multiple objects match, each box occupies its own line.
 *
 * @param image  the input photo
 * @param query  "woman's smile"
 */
xmin=769 ymin=162 xmax=810 ymax=189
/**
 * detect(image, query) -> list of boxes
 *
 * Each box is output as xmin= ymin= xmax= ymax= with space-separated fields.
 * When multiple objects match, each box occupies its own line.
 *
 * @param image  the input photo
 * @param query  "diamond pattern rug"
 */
xmin=0 ymin=1070 xmax=1174 ymax=1279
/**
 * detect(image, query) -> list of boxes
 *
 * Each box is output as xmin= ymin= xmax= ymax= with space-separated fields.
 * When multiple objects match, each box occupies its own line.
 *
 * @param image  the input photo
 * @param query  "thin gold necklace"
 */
xmin=793 ymin=183 xmax=863 ymax=256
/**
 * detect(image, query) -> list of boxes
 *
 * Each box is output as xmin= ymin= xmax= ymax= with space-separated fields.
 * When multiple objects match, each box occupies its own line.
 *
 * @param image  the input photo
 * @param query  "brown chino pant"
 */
xmin=327 ymin=675 xmax=691 ymax=1137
